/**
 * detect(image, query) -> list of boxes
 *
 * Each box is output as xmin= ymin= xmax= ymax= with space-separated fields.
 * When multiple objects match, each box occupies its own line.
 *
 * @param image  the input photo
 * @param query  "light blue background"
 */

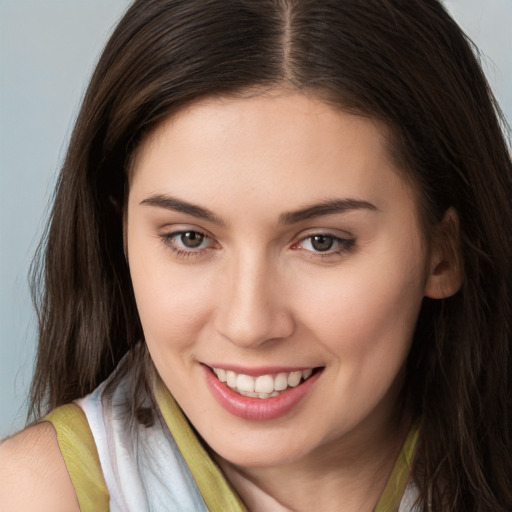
xmin=1 ymin=0 xmax=511 ymax=438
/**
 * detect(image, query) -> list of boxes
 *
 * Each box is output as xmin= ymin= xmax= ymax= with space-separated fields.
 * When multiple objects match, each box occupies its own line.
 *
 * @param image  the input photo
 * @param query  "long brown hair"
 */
xmin=30 ymin=0 xmax=512 ymax=509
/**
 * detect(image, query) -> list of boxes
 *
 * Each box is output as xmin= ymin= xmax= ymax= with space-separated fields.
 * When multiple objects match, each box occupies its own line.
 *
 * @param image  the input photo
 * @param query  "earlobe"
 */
xmin=424 ymin=207 xmax=463 ymax=299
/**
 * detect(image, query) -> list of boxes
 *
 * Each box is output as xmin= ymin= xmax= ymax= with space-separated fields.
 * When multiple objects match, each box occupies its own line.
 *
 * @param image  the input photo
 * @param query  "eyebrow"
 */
xmin=279 ymin=199 xmax=378 ymax=225
xmin=140 ymin=194 xmax=377 ymax=226
xmin=140 ymin=194 xmax=227 ymax=226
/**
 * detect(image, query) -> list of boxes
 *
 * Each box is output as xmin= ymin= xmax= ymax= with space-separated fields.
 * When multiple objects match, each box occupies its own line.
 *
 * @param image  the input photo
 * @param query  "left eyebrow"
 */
xmin=279 ymin=199 xmax=378 ymax=225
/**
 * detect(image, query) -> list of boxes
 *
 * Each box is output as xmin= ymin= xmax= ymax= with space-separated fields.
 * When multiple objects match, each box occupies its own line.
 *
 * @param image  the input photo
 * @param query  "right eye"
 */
xmin=160 ymin=229 xmax=216 ymax=258
xmin=174 ymin=231 xmax=208 ymax=249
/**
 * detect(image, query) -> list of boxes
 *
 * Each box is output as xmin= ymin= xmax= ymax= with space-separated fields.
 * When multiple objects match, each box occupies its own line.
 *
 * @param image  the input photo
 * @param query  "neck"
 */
xmin=214 ymin=412 xmax=411 ymax=512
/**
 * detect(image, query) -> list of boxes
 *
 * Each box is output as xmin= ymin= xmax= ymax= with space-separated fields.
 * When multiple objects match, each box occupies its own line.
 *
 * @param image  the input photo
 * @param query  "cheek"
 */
xmin=128 ymin=234 xmax=214 ymax=352
xmin=294 ymin=246 xmax=426 ymax=360
xmin=292 ymin=251 xmax=425 ymax=432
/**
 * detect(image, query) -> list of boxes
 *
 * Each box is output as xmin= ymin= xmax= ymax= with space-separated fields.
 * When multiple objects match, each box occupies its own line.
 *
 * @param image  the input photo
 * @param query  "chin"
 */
xmin=207 ymin=429 xmax=317 ymax=469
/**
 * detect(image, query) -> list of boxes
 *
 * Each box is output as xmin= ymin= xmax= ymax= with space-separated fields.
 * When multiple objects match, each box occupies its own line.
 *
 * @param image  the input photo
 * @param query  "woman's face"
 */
xmin=127 ymin=91 xmax=432 ymax=469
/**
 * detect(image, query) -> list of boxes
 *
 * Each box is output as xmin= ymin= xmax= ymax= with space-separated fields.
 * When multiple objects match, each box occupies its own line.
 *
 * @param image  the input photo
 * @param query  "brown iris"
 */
xmin=180 ymin=231 xmax=205 ymax=248
xmin=311 ymin=235 xmax=334 ymax=251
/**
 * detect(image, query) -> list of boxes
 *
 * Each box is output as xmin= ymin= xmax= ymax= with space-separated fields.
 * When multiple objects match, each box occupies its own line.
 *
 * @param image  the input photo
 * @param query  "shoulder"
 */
xmin=0 ymin=422 xmax=80 ymax=512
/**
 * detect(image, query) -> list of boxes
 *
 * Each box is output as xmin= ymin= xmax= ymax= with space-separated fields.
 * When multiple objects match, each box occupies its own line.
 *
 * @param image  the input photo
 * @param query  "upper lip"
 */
xmin=203 ymin=363 xmax=321 ymax=377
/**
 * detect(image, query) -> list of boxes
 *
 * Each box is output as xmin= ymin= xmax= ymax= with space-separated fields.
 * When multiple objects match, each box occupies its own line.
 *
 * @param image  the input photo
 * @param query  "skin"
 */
xmin=126 ymin=91 xmax=458 ymax=511
xmin=0 ymin=423 xmax=79 ymax=511
xmin=0 ymin=90 xmax=459 ymax=511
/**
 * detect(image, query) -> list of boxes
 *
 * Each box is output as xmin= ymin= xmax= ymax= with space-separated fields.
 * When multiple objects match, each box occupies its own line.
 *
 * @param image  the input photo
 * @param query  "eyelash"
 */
xmin=293 ymin=233 xmax=356 ymax=258
xmin=159 ymin=230 xmax=356 ymax=260
xmin=160 ymin=230 xmax=214 ymax=259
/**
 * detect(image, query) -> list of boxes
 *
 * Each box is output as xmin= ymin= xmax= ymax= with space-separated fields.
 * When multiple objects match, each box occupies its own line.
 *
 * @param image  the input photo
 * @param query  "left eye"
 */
xmin=298 ymin=234 xmax=354 ymax=253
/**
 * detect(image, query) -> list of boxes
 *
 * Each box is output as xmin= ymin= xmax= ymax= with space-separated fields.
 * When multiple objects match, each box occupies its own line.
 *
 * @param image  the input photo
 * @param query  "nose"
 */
xmin=214 ymin=249 xmax=295 ymax=349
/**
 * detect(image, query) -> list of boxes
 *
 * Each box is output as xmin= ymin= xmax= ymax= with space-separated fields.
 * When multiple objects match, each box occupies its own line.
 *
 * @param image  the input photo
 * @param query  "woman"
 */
xmin=1 ymin=0 xmax=511 ymax=510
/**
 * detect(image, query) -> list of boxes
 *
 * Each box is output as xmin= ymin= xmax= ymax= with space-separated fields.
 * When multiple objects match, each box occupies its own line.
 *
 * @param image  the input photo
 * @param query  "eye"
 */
xmin=175 ymin=231 xmax=207 ymax=249
xmin=294 ymin=233 xmax=355 ymax=256
xmin=307 ymin=234 xmax=336 ymax=252
xmin=160 ymin=229 xmax=216 ymax=258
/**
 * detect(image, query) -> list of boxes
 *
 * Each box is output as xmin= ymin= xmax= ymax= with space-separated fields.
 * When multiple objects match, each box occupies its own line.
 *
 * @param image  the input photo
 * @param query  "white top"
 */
xmin=76 ymin=378 xmax=208 ymax=512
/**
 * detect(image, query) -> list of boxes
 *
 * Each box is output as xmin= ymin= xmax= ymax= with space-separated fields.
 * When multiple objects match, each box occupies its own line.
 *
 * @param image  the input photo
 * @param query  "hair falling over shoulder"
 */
xmin=29 ymin=0 xmax=512 ymax=509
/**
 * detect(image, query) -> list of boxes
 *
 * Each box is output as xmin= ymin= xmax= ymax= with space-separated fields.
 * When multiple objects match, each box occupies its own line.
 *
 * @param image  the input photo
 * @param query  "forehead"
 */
xmin=129 ymin=91 xmax=418 ymax=222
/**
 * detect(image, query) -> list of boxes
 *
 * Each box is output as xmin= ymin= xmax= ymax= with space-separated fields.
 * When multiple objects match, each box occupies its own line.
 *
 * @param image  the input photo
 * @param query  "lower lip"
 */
xmin=202 ymin=365 xmax=322 ymax=421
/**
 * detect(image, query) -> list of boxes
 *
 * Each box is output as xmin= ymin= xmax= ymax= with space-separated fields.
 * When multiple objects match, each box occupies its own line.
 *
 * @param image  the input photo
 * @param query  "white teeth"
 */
xmin=274 ymin=373 xmax=288 ymax=391
xmin=239 ymin=391 xmax=258 ymax=398
xmin=254 ymin=374 xmax=274 ymax=393
xmin=236 ymin=374 xmax=255 ymax=393
xmin=288 ymin=371 xmax=302 ymax=387
xmin=226 ymin=370 xmax=237 ymax=388
xmin=212 ymin=366 xmax=316 ymax=398
xmin=213 ymin=368 xmax=226 ymax=382
xmin=302 ymin=368 xmax=313 ymax=380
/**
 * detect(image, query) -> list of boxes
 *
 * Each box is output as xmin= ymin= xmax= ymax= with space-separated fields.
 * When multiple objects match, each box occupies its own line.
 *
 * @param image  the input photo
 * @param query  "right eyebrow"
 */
xmin=140 ymin=194 xmax=227 ymax=226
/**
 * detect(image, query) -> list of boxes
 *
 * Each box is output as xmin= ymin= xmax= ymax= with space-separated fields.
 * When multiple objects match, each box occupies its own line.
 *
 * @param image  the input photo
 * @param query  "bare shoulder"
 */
xmin=0 ymin=422 xmax=79 ymax=512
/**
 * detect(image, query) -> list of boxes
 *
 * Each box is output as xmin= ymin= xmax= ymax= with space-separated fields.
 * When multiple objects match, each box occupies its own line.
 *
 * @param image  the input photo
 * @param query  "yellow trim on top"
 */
xmin=154 ymin=384 xmax=248 ymax=511
xmin=43 ymin=404 xmax=110 ymax=512
xmin=375 ymin=426 xmax=419 ymax=512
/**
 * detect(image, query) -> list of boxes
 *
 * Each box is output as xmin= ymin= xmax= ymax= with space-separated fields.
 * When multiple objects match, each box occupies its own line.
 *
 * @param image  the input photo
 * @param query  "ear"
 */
xmin=424 ymin=207 xmax=463 ymax=299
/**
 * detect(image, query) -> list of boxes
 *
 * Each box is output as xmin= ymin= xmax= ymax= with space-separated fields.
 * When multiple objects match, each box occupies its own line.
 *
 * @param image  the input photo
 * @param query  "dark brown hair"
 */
xmin=30 ymin=0 xmax=512 ymax=509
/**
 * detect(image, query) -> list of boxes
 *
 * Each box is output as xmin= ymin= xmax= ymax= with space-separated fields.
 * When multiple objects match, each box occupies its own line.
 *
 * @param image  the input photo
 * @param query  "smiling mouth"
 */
xmin=209 ymin=367 xmax=319 ymax=399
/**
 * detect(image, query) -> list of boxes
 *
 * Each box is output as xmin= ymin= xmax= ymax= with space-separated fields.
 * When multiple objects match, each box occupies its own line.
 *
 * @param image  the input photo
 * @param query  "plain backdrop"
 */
xmin=1 ymin=0 xmax=511 ymax=438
